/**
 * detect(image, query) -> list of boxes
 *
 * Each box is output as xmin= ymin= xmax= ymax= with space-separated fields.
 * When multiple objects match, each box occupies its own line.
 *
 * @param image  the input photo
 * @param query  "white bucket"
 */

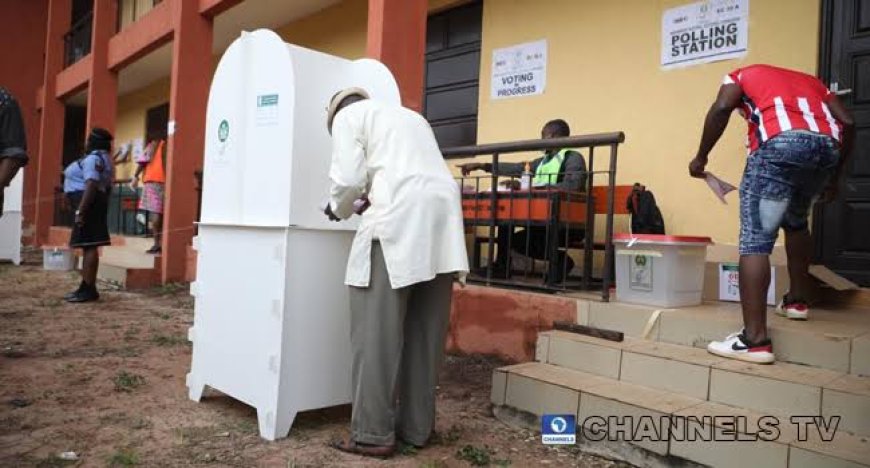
xmin=43 ymin=247 xmax=76 ymax=271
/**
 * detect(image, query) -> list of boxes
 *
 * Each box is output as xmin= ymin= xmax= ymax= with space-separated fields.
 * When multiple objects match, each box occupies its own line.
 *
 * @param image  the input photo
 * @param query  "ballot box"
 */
xmin=186 ymin=29 xmax=400 ymax=441
xmin=0 ymin=169 xmax=23 ymax=265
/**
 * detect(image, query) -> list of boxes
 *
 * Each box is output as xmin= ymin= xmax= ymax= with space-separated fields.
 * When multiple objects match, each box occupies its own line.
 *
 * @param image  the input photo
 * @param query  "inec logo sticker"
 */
xmin=218 ymin=119 xmax=229 ymax=142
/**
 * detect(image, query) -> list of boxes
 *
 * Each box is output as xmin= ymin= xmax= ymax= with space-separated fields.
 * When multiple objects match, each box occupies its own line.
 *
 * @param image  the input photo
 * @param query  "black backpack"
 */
xmin=626 ymin=183 xmax=665 ymax=235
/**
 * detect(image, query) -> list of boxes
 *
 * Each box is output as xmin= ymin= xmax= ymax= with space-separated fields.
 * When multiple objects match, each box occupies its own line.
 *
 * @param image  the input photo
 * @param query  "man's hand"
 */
xmin=129 ymin=178 xmax=139 ymax=190
xmin=353 ymin=197 xmax=371 ymax=215
xmin=458 ymin=162 xmax=485 ymax=176
xmin=324 ymin=203 xmax=341 ymax=222
xmin=688 ymin=157 xmax=707 ymax=179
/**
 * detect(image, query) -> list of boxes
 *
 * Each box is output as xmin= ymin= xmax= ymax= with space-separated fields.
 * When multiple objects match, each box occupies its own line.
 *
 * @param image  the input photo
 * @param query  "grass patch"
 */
xmin=108 ymin=448 xmax=139 ymax=467
xmin=158 ymin=282 xmax=186 ymax=295
xmin=455 ymin=445 xmax=509 ymax=467
xmin=113 ymin=371 xmax=146 ymax=392
xmin=150 ymin=334 xmax=187 ymax=347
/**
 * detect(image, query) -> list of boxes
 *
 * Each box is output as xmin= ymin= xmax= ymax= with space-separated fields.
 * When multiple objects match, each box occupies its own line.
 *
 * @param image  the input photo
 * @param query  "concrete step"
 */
xmin=576 ymin=300 xmax=870 ymax=376
xmin=99 ymin=245 xmax=157 ymax=269
xmin=536 ymin=331 xmax=870 ymax=438
xmin=491 ymin=362 xmax=870 ymax=468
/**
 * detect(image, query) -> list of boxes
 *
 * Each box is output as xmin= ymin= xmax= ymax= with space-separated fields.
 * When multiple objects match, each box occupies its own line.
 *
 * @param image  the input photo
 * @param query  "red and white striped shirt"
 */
xmin=723 ymin=64 xmax=842 ymax=154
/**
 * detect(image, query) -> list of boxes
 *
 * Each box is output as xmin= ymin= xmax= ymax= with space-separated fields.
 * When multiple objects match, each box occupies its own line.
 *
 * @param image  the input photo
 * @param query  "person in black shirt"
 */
xmin=0 ymin=87 xmax=28 ymax=218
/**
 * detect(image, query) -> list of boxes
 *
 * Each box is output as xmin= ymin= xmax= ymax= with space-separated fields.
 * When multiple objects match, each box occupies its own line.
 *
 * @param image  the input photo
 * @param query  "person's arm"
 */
xmin=130 ymin=163 xmax=146 ymax=189
xmin=554 ymin=151 xmax=586 ymax=192
xmin=688 ymin=83 xmax=743 ymax=178
xmin=458 ymin=160 xmax=525 ymax=176
xmin=326 ymin=113 xmax=367 ymax=221
xmin=75 ymin=155 xmax=102 ymax=226
xmin=822 ymin=95 xmax=855 ymax=201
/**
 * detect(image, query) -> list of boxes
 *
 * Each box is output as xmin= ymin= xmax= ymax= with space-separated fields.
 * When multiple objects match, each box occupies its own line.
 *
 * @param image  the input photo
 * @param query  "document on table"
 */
xmin=704 ymin=172 xmax=737 ymax=204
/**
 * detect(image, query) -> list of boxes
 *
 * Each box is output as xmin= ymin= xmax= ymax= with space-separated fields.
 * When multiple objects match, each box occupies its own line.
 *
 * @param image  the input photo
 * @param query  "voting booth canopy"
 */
xmin=0 ymin=170 xmax=23 ymax=264
xmin=187 ymin=29 xmax=400 ymax=441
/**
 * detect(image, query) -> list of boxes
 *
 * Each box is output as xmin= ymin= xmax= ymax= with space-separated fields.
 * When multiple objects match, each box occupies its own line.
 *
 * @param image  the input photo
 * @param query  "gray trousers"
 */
xmin=349 ymin=242 xmax=453 ymax=447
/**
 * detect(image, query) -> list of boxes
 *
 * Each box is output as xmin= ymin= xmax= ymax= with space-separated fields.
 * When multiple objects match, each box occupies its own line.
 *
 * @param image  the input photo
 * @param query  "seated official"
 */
xmin=458 ymin=119 xmax=587 ymax=285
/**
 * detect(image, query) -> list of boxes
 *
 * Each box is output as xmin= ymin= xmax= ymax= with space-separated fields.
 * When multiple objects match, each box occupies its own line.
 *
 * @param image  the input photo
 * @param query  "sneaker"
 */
xmin=776 ymin=294 xmax=809 ymax=320
xmin=707 ymin=331 xmax=775 ymax=364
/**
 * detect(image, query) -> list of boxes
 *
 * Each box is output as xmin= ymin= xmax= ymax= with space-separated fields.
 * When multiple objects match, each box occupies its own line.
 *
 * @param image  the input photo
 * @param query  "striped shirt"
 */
xmin=723 ymin=64 xmax=842 ymax=154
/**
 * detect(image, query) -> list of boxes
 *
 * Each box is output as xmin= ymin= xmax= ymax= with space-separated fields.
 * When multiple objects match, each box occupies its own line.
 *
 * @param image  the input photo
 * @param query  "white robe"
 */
xmin=328 ymin=99 xmax=469 ymax=289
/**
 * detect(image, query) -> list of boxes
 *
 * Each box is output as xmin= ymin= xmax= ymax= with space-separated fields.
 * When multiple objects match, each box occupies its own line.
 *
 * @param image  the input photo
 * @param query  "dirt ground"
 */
xmin=1 ymin=249 xmax=628 ymax=467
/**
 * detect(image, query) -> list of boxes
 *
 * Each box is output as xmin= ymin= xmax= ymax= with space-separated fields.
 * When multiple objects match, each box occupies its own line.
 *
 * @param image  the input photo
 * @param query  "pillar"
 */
xmin=161 ymin=0 xmax=212 ymax=282
xmin=33 ymin=0 xmax=71 ymax=245
xmin=366 ymin=0 xmax=427 ymax=111
xmin=85 ymin=0 xmax=118 ymax=134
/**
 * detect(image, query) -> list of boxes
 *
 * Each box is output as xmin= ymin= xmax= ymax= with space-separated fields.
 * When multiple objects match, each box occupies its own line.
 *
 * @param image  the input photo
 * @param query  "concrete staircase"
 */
xmin=95 ymin=236 xmax=160 ymax=288
xmin=490 ymin=300 xmax=870 ymax=467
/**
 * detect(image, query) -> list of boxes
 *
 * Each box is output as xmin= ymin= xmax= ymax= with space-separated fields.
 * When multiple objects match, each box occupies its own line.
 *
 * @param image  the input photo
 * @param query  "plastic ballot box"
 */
xmin=186 ymin=29 xmax=400 ymax=441
xmin=0 ymin=169 xmax=23 ymax=265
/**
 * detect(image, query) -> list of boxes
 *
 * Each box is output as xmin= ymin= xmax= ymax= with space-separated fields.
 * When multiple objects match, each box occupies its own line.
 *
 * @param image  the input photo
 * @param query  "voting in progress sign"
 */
xmin=661 ymin=0 xmax=748 ymax=69
xmin=491 ymin=39 xmax=547 ymax=100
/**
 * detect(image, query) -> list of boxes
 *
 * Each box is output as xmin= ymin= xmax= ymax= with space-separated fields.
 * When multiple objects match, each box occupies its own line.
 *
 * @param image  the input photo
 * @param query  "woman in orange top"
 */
xmin=131 ymin=139 xmax=165 ymax=254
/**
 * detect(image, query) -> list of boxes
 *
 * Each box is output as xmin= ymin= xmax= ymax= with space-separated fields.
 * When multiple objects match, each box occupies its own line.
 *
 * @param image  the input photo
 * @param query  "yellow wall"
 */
xmin=275 ymin=0 xmax=368 ymax=59
xmin=114 ymin=77 xmax=171 ymax=180
xmin=475 ymin=0 xmax=821 ymax=244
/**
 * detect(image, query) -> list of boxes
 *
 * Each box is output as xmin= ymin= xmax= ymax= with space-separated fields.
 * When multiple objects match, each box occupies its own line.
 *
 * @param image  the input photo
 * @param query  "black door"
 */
xmin=815 ymin=0 xmax=870 ymax=286
xmin=424 ymin=1 xmax=482 ymax=148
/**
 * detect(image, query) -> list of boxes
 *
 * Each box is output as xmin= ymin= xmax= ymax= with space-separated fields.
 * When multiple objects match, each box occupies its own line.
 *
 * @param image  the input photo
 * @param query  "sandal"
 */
xmin=146 ymin=245 xmax=162 ymax=254
xmin=329 ymin=437 xmax=395 ymax=459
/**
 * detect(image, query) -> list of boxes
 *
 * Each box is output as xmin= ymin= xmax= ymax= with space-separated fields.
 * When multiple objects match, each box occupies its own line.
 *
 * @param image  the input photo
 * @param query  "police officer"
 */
xmin=63 ymin=128 xmax=115 ymax=303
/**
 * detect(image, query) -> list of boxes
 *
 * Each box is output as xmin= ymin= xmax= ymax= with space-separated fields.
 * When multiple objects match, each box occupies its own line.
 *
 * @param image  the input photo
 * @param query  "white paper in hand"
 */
xmin=704 ymin=172 xmax=737 ymax=204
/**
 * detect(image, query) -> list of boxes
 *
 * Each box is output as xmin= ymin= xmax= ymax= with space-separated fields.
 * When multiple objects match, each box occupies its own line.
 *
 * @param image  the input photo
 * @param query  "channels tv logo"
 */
xmin=542 ymin=414 xmax=576 ymax=445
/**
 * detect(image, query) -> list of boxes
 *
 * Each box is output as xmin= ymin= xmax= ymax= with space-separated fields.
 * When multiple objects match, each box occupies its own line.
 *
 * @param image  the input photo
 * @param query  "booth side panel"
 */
xmin=188 ymin=225 xmax=288 ymax=410
xmin=0 ymin=172 xmax=23 ymax=264
xmin=279 ymin=228 xmax=354 ymax=412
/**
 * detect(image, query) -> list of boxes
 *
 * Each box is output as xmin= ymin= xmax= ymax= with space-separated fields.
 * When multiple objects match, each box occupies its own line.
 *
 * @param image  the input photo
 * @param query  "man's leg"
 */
xmin=348 ymin=242 xmax=408 ymax=447
xmin=739 ymin=254 xmax=771 ymax=344
xmin=81 ymin=246 xmax=99 ymax=286
xmin=784 ymin=229 xmax=814 ymax=302
xmin=396 ymin=273 xmax=453 ymax=447
xmin=152 ymin=213 xmax=163 ymax=250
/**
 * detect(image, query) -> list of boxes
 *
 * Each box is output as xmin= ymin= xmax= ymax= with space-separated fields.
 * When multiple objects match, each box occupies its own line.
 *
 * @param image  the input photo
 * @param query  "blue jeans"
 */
xmin=739 ymin=131 xmax=840 ymax=256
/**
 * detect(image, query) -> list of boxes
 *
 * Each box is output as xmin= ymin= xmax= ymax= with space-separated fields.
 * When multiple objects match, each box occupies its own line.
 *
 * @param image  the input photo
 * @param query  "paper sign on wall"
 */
xmin=491 ymin=40 xmax=547 ymax=100
xmin=718 ymin=263 xmax=775 ymax=306
xmin=661 ymin=0 xmax=748 ymax=69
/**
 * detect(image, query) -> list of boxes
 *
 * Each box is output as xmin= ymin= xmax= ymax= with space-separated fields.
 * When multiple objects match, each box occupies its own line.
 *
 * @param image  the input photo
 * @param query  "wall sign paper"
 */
xmin=491 ymin=39 xmax=547 ymax=100
xmin=662 ymin=0 xmax=748 ymax=69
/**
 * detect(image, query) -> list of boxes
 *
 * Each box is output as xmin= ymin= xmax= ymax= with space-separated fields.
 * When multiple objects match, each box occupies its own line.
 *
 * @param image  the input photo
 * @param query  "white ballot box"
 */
xmin=0 ymin=169 xmax=23 ymax=265
xmin=186 ymin=29 xmax=400 ymax=441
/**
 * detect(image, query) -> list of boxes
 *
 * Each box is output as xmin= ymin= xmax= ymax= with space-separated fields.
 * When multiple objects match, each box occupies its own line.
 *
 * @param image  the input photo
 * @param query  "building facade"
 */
xmin=3 ymin=0 xmax=868 ymax=285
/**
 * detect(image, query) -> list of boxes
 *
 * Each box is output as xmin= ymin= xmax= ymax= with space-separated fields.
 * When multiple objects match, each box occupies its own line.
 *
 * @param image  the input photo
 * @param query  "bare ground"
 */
xmin=0 ymin=249 xmax=628 ymax=467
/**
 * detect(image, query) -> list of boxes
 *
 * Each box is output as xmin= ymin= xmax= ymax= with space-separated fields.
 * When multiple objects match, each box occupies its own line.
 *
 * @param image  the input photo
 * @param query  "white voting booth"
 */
xmin=187 ymin=29 xmax=400 ymax=441
xmin=0 ymin=170 xmax=23 ymax=265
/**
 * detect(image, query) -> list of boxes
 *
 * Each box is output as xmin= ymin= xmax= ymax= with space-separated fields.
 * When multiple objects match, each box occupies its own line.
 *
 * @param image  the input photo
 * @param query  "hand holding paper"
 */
xmin=704 ymin=172 xmax=737 ymax=204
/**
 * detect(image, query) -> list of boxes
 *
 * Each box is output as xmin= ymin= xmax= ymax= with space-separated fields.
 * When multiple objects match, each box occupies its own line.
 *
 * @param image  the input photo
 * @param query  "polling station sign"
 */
xmin=661 ymin=0 xmax=748 ymax=69
xmin=491 ymin=40 xmax=547 ymax=100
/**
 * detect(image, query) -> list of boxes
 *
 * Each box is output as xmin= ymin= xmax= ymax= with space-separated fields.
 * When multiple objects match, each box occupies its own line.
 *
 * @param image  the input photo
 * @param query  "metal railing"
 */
xmin=443 ymin=132 xmax=624 ymax=301
xmin=54 ymin=180 xmax=152 ymax=237
xmin=64 ymin=11 xmax=93 ymax=67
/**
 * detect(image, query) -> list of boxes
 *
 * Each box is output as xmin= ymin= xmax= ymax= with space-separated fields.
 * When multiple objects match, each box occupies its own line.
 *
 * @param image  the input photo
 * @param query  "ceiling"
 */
xmin=111 ymin=0 xmax=340 ymax=99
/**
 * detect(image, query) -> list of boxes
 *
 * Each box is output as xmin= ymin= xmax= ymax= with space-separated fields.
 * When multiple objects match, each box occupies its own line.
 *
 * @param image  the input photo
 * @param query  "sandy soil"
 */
xmin=1 ymin=249 xmax=628 ymax=467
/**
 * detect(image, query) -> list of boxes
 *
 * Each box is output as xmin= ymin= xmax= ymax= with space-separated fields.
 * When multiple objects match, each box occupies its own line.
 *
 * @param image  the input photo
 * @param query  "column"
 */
xmin=85 ymin=0 xmax=119 ymax=134
xmin=161 ymin=0 xmax=213 ymax=282
xmin=33 ymin=0 xmax=72 ymax=245
xmin=366 ymin=0 xmax=427 ymax=111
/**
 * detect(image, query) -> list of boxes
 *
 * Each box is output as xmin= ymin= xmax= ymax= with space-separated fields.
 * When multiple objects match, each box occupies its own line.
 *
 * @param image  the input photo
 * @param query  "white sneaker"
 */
xmin=707 ymin=331 xmax=775 ymax=364
xmin=775 ymin=294 xmax=809 ymax=320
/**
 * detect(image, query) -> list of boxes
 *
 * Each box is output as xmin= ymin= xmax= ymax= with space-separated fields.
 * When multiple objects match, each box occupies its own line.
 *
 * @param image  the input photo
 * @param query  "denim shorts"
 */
xmin=739 ymin=131 xmax=840 ymax=256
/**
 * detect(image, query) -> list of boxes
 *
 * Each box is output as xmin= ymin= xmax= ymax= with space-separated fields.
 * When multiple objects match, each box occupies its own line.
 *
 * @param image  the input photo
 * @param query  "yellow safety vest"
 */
xmin=532 ymin=149 xmax=569 ymax=187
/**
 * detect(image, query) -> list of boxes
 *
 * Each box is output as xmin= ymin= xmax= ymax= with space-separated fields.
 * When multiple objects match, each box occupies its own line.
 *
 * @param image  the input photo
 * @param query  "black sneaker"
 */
xmin=66 ymin=284 xmax=99 ymax=303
